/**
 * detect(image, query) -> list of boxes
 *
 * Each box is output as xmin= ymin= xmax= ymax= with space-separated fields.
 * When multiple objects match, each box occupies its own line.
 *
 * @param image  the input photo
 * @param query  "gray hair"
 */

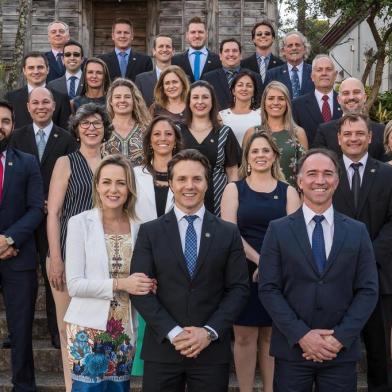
xmin=312 ymin=54 xmax=335 ymax=69
xmin=280 ymin=30 xmax=311 ymax=60
xmin=47 ymin=20 xmax=69 ymax=33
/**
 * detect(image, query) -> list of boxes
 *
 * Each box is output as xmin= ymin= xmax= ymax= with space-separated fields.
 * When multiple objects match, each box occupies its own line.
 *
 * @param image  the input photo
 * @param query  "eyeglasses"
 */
xmin=79 ymin=120 xmax=104 ymax=129
xmin=64 ymin=52 xmax=82 ymax=58
xmin=256 ymin=32 xmax=272 ymax=37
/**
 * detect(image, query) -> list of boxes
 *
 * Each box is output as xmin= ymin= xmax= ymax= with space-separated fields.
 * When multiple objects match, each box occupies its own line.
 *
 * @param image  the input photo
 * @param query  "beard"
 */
xmin=0 ymin=131 xmax=10 ymax=152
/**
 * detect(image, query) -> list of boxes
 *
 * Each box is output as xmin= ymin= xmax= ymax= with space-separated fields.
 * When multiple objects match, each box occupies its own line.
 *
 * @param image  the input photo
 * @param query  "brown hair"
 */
xmin=186 ymin=17 xmax=206 ymax=30
xmin=80 ymin=57 xmax=111 ymax=95
xmin=251 ymin=20 xmax=276 ymax=39
xmin=297 ymin=148 xmax=340 ymax=177
xmin=112 ymin=18 xmax=133 ymax=32
xmin=337 ymin=113 xmax=370 ymax=134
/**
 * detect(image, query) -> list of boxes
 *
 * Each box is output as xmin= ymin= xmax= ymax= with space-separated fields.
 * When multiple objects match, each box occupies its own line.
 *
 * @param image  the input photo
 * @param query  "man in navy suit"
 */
xmin=45 ymin=20 xmax=70 ymax=83
xmin=241 ymin=19 xmax=284 ymax=82
xmin=259 ymin=148 xmax=378 ymax=391
xmin=264 ymin=30 xmax=314 ymax=99
xmin=100 ymin=17 xmax=153 ymax=82
xmin=172 ymin=16 xmax=222 ymax=83
xmin=0 ymin=99 xmax=44 ymax=391
xmin=292 ymin=55 xmax=342 ymax=147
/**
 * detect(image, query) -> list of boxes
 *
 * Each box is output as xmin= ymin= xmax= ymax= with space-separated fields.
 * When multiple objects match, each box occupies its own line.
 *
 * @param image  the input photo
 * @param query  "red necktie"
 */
xmin=321 ymin=95 xmax=332 ymax=122
xmin=0 ymin=153 xmax=4 ymax=201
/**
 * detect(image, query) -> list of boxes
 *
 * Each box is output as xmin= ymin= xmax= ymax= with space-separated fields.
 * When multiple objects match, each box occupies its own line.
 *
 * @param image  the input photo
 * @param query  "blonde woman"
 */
xmin=221 ymin=132 xmax=301 ymax=392
xmin=102 ymin=78 xmax=151 ymax=166
xmin=243 ymin=81 xmax=308 ymax=186
xmin=384 ymin=120 xmax=392 ymax=164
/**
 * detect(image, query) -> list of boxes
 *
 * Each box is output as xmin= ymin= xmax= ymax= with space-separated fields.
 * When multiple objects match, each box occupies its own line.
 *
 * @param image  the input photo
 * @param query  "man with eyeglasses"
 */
xmin=48 ymin=39 xmax=85 ymax=101
xmin=45 ymin=20 xmax=70 ymax=83
xmin=241 ymin=20 xmax=284 ymax=83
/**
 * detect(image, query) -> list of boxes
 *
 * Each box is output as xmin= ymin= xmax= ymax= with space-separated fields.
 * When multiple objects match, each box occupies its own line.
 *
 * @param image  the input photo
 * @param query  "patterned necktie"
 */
xmin=37 ymin=129 xmax=46 ymax=161
xmin=226 ymin=70 xmax=237 ymax=87
xmin=351 ymin=162 xmax=362 ymax=210
xmin=312 ymin=215 xmax=326 ymax=273
xmin=291 ymin=66 xmax=300 ymax=98
xmin=321 ymin=95 xmax=332 ymax=122
xmin=119 ymin=52 xmax=128 ymax=78
xmin=69 ymin=76 xmax=77 ymax=99
xmin=56 ymin=52 xmax=65 ymax=73
xmin=184 ymin=215 xmax=198 ymax=278
xmin=193 ymin=51 xmax=202 ymax=81
xmin=0 ymin=152 xmax=3 ymax=201
xmin=257 ymin=56 xmax=266 ymax=82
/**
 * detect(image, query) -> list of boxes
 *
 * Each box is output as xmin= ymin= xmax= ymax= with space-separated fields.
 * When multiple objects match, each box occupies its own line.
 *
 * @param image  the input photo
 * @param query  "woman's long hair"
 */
xmin=80 ymin=57 xmax=111 ymax=96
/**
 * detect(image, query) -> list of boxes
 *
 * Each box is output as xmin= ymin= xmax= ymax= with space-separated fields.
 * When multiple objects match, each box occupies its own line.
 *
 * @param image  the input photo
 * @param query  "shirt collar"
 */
xmin=115 ymin=47 xmax=131 ymax=56
xmin=52 ymin=49 xmax=62 ymax=57
xmin=302 ymin=202 xmax=334 ymax=227
xmin=174 ymin=204 xmax=206 ymax=223
xmin=189 ymin=47 xmax=208 ymax=56
xmin=342 ymin=153 xmax=368 ymax=172
xmin=314 ymin=88 xmax=334 ymax=102
xmin=27 ymin=83 xmax=45 ymax=93
xmin=288 ymin=61 xmax=304 ymax=72
xmin=256 ymin=52 xmax=271 ymax=61
xmin=66 ymin=69 xmax=82 ymax=80
xmin=223 ymin=66 xmax=241 ymax=73
xmin=33 ymin=122 xmax=53 ymax=136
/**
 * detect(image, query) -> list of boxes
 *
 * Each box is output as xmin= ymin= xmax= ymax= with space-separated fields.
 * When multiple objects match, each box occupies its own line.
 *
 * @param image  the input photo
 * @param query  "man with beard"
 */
xmin=313 ymin=77 xmax=385 ymax=160
xmin=0 ymin=99 xmax=44 ymax=391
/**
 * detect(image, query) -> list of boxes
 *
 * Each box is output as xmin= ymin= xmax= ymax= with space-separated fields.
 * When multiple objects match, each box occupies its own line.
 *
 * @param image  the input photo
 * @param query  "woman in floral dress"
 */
xmin=64 ymin=154 xmax=156 ymax=391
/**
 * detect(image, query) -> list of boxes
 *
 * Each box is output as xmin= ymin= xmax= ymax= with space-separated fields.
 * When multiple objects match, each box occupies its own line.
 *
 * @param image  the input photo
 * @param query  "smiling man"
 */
xmin=259 ymin=147 xmax=378 ymax=392
xmin=131 ymin=148 xmax=249 ymax=392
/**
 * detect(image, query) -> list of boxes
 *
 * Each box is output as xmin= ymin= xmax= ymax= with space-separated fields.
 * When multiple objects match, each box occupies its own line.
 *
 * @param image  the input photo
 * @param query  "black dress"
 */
xmin=180 ymin=124 xmax=240 ymax=215
xmin=235 ymin=179 xmax=288 ymax=326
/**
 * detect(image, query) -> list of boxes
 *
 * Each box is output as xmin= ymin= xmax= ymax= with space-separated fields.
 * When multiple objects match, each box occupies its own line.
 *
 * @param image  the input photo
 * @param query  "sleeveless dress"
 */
xmin=67 ymin=234 xmax=135 ymax=391
xmin=235 ymin=179 xmax=288 ymax=326
xmin=60 ymin=151 xmax=93 ymax=261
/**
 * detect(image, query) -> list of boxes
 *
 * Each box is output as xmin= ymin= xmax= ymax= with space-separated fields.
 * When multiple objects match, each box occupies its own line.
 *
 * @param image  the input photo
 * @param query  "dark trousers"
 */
xmin=143 ymin=360 xmax=230 ymax=392
xmin=0 ymin=263 xmax=37 ymax=392
xmin=273 ymin=359 xmax=357 ymax=392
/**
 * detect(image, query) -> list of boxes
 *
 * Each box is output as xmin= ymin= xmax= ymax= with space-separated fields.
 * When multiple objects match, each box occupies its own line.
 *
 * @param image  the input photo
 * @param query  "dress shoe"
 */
xmin=2 ymin=336 xmax=11 ymax=349
xmin=51 ymin=334 xmax=61 ymax=349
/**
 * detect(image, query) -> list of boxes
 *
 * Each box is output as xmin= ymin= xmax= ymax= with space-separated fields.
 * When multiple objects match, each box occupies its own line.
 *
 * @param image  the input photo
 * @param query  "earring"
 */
xmin=247 ymin=163 xmax=251 ymax=176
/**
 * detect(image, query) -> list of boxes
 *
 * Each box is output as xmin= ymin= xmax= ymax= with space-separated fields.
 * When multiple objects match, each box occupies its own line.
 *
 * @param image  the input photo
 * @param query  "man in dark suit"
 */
xmin=313 ymin=77 xmax=385 ymax=160
xmin=264 ymin=30 xmax=314 ymax=99
xmin=100 ymin=17 xmax=153 ymax=82
xmin=333 ymin=113 xmax=392 ymax=391
xmin=135 ymin=34 xmax=174 ymax=107
xmin=5 ymin=51 xmax=71 ymax=129
xmin=202 ymin=38 xmax=263 ymax=110
xmin=292 ymin=54 xmax=342 ymax=147
xmin=259 ymin=148 xmax=378 ymax=391
xmin=241 ymin=19 xmax=284 ymax=82
xmin=0 ymin=99 xmax=45 ymax=391
xmin=131 ymin=149 xmax=249 ymax=392
xmin=45 ymin=21 xmax=70 ymax=83
xmin=172 ymin=16 xmax=222 ymax=83
xmin=9 ymin=87 xmax=77 ymax=349
xmin=47 ymin=39 xmax=84 ymax=100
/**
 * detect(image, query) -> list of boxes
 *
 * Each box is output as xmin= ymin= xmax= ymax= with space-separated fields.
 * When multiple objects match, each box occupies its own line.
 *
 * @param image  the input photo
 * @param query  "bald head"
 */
xmin=27 ymin=87 xmax=56 ymax=128
xmin=338 ymin=77 xmax=367 ymax=114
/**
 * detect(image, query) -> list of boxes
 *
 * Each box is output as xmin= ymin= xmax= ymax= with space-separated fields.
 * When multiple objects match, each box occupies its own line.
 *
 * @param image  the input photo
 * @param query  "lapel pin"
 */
xmin=210 ymin=139 xmax=214 ymax=143
xmin=208 ymin=60 xmax=211 ymax=64
xmin=283 ymin=70 xmax=287 ymax=73
xmin=370 ymin=169 xmax=375 ymax=173
xmin=8 ymin=162 xmax=13 ymax=166
xmin=133 ymin=58 xmax=136 ymax=61
xmin=54 ymin=133 xmax=58 ymax=138
xmin=274 ymin=195 xmax=279 ymax=199
xmin=205 ymin=233 xmax=210 ymax=238
xmin=337 ymin=107 xmax=341 ymax=111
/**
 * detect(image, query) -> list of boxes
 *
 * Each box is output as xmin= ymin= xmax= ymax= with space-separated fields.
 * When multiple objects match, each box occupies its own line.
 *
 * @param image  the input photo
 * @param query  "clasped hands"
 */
xmin=0 ymin=235 xmax=18 ymax=261
xmin=299 ymin=329 xmax=343 ymax=363
xmin=172 ymin=327 xmax=211 ymax=359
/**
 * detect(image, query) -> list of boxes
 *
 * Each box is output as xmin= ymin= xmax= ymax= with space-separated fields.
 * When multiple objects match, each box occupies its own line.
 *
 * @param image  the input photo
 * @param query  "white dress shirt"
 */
xmin=188 ymin=47 xmax=208 ymax=75
xmin=342 ymin=153 xmax=368 ymax=188
xmin=66 ymin=70 xmax=82 ymax=94
xmin=28 ymin=83 xmax=46 ymax=93
xmin=314 ymin=89 xmax=334 ymax=117
xmin=302 ymin=203 xmax=334 ymax=258
xmin=288 ymin=61 xmax=304 ymax=88
xmin=33 ymin=122 xmax=53 ymax=145
xmin=155 ymin=66 xmax=162 ymax=80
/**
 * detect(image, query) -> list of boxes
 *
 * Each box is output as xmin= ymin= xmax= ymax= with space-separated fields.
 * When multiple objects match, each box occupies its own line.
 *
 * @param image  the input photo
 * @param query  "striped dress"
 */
xmin=60 ymin=150 xmax=93 ymax=261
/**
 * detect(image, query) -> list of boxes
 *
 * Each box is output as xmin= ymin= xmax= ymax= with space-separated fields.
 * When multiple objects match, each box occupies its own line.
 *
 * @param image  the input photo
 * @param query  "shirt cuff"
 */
xmin=204 ymin=325 xmax=219 ymax=338
xmin=167 ymin=326 xmax=184 ymax=343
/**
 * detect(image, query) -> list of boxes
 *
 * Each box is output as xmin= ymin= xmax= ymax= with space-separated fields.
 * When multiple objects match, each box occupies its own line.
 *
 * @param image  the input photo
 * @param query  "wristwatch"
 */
xmin=203 ymin=327 xmax=218 ymax=341
xmin=5 ymin=236 xmax=15 ymax=246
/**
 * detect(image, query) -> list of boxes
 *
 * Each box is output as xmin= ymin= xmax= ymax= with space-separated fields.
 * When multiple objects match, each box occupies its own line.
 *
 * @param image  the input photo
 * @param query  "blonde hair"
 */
xmin=106 ymin=78 xmax=151 ymax=129
xmin=384 ymin=120 xmax=392 ymax=154
xmin=92 ymin=154 xmax=138 ymax=219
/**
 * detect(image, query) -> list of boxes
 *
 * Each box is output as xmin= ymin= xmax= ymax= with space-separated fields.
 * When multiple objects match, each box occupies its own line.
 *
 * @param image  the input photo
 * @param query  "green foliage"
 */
xmin=369 ymin=90 xmax=392 ymax=123
xmin=320 ymin=0 xmax=392 ymax=19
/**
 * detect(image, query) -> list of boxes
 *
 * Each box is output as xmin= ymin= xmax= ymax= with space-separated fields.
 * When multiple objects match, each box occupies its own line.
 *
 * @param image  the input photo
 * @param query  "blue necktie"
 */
xmin=184 ymin=215 xmax=198 ymax=278
xmin=312 ymin=215 xmax=326 ymax=273
xmin=56 ymin=52 xmax=65 ymax=73
xmin=193 ymin=51 xmax=202 ymax=81
xmin=37 ymin=129 xmax=46 ymax=161
xmin=119 ymin=52 xmax=128 ymax=78
xmin=291 ymin=66 xmax=300 ymax=98
xmin=69 ymin=76 xmax=77 ymax=99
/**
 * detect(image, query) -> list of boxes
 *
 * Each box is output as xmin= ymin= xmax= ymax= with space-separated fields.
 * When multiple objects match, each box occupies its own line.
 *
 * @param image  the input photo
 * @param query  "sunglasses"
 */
xmin=64 ymin=52 xmax=82 ymax=58
xmin=255 ymin=32 xmax=272 ymax=37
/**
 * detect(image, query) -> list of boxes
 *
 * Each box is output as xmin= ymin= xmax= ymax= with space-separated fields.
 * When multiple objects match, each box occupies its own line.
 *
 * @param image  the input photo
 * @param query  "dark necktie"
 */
xmin=193 ymin=51 xmax=202 ymax=81
xmin=0 ymin=152 xmax=3 ymax=201
xmin=351 ymin=162 xmax=362 ymax=210
xmin=226 ymin=70 xmax=237 ymax=87
xmin=291 ymin=66 xmax=300 ymax=98
xmin=321 ymin=95 xmax=332 ymax=122
xmin=69 ymin=76 xmax=77 ymax=99
xmin=56 ymin=52 xmax=65 ymax=73
xmin=119 ymin=52 xmax=128 ymax=78
xmin=184 ymin=215 xmax=198 ymax=278
xmin=312 ymin=215 xmax=326 ymax=273
xmin=257 ymin=56 xmax=266 ymax=82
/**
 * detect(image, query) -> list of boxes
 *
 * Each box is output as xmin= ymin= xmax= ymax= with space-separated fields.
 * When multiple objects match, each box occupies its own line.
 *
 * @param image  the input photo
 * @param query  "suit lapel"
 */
xmin=218 ymin=69 xmax=230 ymax=96
xmin=356 ymin=157 xmax=377 ymax=216
xmin=268 ymin=54 xmax=280 ymax=69
xmin=126 ymin=52 xmax=138 ymax=77
xmin=301 ymin=64 xmax=313 ymax=94
xmin=202 ymin=50 xmax=214 ymax=75
xmin=109 ymin=51 xmax=122 ymax=77
xmin=40 ymin=125 xmax=60 ymax=165
xmin=1 ymin=149 xmax=16 ymax=203
xmin=307 ymin=93 xmax=324 ymax=123
xmin=183 ymin=51 xmax=194 ymax=81
xmin=337 ymin=160 xmax=355 ymax=215
xmin=281 ymin=64 xmax=292 ymax=95
xmin=332 ymin=91 xmax=342 ymax=119
xmin=25 ymin=125 xmax=40 ymax=159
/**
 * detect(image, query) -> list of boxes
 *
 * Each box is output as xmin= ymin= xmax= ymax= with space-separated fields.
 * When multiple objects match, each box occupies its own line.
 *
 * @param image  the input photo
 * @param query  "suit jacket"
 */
xmin=134 ymin=70 xmax=158 ymax=108
xmin=45 ymin=51 xmax=65 ymax=83
xmin=172 ymin=49 xmax=222 ymax=83
xmin=292 ymin=90 xmax=342 ymax=147
xmin=64 ymin=208 xmax=139 ymax=330
xmin=264 ymin=62 xmax=314 ymax=99
xmin=130 ymin=208 xmax=249 ymax=364
xmin=313 ymin=119 xmax=385 ymax=160
xmin=4 ymin=86 xmax=72 ymax=130
xmin=47 ymin=74 xmax=84 ymax=98
xmin=202 ymin=67 xmax=263 ymax=110
xmin=333 ymin=157 xmax=392 ymax=294
xmin=241 ymin=53 xmax=284 ymax=74
xmin=100 ymin=50 xmax=153 ymax=82
xmin=259 ymin=208 xmax=378 ymax=362
xmin=0 ymin=148 xmax=44 ymax=270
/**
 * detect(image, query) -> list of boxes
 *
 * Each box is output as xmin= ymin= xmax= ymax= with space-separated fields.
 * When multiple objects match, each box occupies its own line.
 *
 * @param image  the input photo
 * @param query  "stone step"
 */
xmin=0 ymin=284 xmax=47 ymax=312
